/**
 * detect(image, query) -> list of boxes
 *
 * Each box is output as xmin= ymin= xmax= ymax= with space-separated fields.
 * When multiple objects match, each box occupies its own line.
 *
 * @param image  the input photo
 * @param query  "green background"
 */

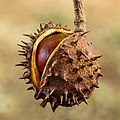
xmin=0 ymin=0 xmax=120 ymax=120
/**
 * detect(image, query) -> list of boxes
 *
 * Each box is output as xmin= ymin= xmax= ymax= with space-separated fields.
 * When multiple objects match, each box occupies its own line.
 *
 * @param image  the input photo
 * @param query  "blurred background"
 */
xmin=0 ymin=0 xmax=120 ymax=120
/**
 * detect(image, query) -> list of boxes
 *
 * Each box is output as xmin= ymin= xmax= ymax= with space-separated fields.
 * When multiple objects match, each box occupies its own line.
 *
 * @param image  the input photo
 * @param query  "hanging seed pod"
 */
xmin=16 ymin=0 xmax=103 ymax=112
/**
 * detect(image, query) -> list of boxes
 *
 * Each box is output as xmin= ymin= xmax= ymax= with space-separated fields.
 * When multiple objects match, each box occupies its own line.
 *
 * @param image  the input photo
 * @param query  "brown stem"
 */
xmin=73 ymin=0 xmax=86 ymax=32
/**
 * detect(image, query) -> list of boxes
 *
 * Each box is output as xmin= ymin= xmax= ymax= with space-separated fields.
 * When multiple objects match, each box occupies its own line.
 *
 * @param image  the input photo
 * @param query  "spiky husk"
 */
xmin=16 ymin=22 xmax=103 ymax=112
xmin=36 ymin=33 xmax=103 ymax=112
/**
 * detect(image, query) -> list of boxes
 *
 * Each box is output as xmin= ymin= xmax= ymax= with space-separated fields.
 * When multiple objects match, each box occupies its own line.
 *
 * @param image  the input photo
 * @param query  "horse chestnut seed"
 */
xmin=16 ymin=22 xmax=103 ymax=112
xmin=16 ymin=0 xmax=103 ymax=113
xmin=36 ymin=32 xmax=69 ymax=73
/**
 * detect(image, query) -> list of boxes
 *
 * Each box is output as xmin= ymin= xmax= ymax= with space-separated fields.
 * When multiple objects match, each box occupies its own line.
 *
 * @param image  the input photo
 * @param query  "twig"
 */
xmin=73 ymin=0 xmax=86 ymax=33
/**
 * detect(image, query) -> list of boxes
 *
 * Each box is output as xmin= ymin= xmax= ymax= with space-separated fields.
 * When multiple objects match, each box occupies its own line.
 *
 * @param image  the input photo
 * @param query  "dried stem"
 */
xmin=73 ymin=0 xmax=86 ymax=32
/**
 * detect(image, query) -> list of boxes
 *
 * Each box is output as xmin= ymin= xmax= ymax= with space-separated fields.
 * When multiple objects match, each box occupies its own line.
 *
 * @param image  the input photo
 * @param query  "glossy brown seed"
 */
xmin=36 ymin=33 xmax=69 ymax=73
